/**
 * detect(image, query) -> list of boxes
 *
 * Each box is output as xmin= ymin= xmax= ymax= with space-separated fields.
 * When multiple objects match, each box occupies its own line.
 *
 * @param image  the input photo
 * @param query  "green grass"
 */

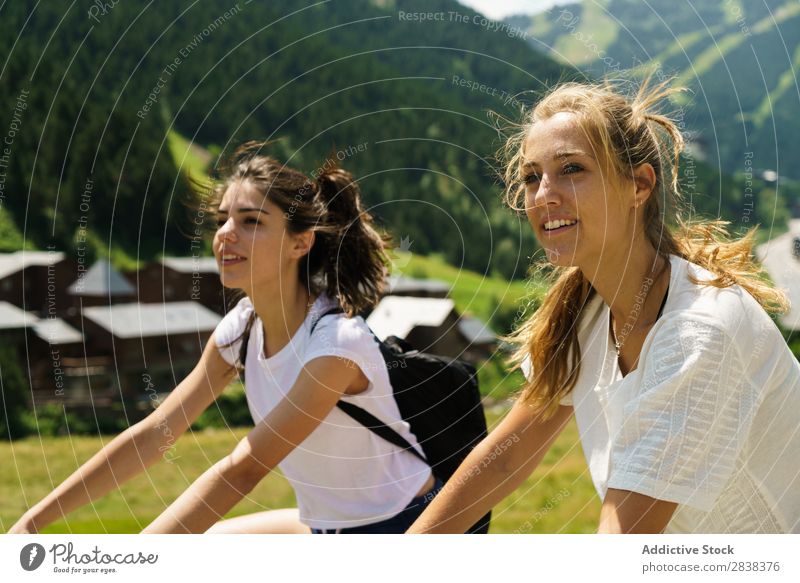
xmin=674 ymin=3 xmax=800 ymax=93
xmin=673 ymin=32 xmax=746 ymax=90
xmin=167 ymin=129 xmax=213 ymax=186
xmin=0 ymin=206 xmax=32 ymax=252
xmin=751 ymin=44 xmax=800 ymax=129
xmin=394 ymin=251 xmax=546 ymax=329
xmin=0 ymin=409 xmax=599 ymax=534
xmin=553 ymin=2 xmax=619 ymax=66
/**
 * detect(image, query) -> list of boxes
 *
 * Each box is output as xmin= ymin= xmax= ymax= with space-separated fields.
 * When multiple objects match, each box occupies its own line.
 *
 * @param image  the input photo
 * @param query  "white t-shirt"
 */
xmin=524 ymin=255 xmax=800 ymax=533
xmin=214 ymin=294 xmax=431 ymax=530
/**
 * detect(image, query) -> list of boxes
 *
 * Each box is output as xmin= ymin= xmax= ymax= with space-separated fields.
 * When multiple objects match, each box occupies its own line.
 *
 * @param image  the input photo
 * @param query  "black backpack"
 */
xmin=238 ymin=307 xmax=491 ymax=534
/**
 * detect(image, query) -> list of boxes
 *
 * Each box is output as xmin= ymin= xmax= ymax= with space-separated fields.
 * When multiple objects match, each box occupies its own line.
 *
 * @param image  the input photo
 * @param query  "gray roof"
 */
xmin=386 ymin=275 xmax=450 ymax=294
xmin=82 ymin=301 xmax=221 ymax=339
xmin=0 ymin=250 xmax=65 ymax=279
xmin=67 ymin=259 xmax=135 ymax=297
xmin=458 ymin=315 xmax=496 ymax=346
xmin=160 ymin=256 xmax=219 ymax=274
xmin=0 ymin=301 xmax=33 ymax=330
xmin=367 ymin=296 xmax=455 ymax=340
xmin=31 ymin=317 xmax=84 ymax=344
xmin=0 ymin=303 xmax=83 ymax=343
xmin=757 ymin=219 xmax=800 ymax=330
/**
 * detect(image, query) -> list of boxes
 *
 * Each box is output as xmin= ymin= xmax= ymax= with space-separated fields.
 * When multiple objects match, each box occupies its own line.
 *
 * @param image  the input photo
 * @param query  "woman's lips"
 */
xmin=541 ymin=218 xmax=578 ymax=236
xmin=220 ymin=254 xmax=247 ymax=266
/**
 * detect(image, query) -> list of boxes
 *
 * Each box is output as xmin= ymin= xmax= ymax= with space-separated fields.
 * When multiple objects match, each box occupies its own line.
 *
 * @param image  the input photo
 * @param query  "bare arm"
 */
xmin=598 ymin=489 xmax=677 ymax=533
xmin=408 ymin=402 xmax=573 ymax=534
xmin=8 ymin=333 xmax=235 ymax=534
xmin=142 ymin=355 xmax=363 ymax=534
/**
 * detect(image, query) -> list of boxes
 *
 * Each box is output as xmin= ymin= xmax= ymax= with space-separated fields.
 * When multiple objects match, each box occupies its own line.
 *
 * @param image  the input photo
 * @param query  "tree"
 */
xmin=0 ymin=345 xmax=31 ymax=440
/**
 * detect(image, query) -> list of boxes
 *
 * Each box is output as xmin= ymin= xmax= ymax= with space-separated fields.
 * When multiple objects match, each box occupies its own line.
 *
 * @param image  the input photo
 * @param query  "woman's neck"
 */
xmin=247 ymin=279 xmax=314 ymax=359
xmin=582 ymin=242 xmax=670 ymax=333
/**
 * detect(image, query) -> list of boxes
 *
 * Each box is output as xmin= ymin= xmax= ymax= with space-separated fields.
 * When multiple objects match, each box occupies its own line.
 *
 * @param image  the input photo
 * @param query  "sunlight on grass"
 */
xmin=0 ymin=410 xmax=598 ymax=534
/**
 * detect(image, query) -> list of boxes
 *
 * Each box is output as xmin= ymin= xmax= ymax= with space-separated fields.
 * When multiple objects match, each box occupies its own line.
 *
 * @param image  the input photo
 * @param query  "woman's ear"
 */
xmin=291 ymin=230 xmax=315 ymax=260
xmin=632 ymin=163 xmax=657 ymax=209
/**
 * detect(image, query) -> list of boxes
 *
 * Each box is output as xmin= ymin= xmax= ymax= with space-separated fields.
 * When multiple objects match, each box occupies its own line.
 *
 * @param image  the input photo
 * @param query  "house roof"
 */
xmin=0 ymin=302 xmax=83 ymax=343
xmin=82 ymin=301 xmax=222 ymax=339
xmin=30 ymin=317 xmax=84 ymax=344
xmin=160 ymin=256 xmax=219 ymax=274
xmin=0 ymin=301 xmax=33 ymax=330
xmin=457 ymin=315 xmax=496 ymax=346
xmin=366 ymin=296 xmax=455 ymax=340
xmin=0 ymin=250 xmax=66 ymax=279
xmin=756 ymin=219 xmax=800 ymax=330
xmin=386 ymin=275 xmax=450 ymax=295
xmin=67 ymin=259 xmax=136 ymax=297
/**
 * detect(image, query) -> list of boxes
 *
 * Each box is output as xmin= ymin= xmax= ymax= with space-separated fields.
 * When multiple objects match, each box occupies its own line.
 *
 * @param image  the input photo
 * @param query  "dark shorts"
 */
xmin=311 ymin=477 xmax=443 ymax=534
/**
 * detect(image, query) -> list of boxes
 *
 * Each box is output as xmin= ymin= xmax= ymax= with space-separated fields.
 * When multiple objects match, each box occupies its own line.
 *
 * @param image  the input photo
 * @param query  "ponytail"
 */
xmin=310 ymin=167 xmax=391 ymax=316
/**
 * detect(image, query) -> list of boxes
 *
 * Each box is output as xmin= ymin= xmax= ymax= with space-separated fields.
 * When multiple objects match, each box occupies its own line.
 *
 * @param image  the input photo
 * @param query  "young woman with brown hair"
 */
xmin=408 ymin=78 xmax=800 ymax=534
xmin=10 ymin=143 xmax=436 ymax=534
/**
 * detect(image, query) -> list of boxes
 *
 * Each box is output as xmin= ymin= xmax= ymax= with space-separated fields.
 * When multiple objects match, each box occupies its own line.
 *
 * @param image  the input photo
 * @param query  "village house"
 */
xmin=384 ymin=275 xmax=450 ymax=299
xmin=78 ymin=301 xmax=221 ymax=413
xmin=66 ymin=258 xmax=136 ymax=308
xmin=0 ymin=254 xmax=223 ymax=419
xmin=366 ymin=295 xmax=497 ymax=363
xmin=0 ymin=249 xmax=75 ymax=314
xmin=126 ymin=256 xmax=226 ymax=314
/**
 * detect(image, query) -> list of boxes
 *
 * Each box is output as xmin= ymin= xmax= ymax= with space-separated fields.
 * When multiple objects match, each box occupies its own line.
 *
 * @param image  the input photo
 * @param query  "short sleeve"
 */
xmin=520 ymin=355 xmax=574 ymax=407
xmin=303 ymin=315 xmax=381 ymax=382
xmin=214 ymin=297 xmax=254 ymax=368
xmin=606 ymin=315 xmax=759 ymax=511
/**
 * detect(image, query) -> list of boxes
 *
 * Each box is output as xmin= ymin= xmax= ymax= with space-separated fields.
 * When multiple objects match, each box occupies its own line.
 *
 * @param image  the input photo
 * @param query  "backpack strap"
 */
xmin=240 ymin=304 xmax=427 ymax=465
xmin=238 ymin=306 xmax=344 ymax=375
xmin=237 ymin=312 xmax=257 ymax=381
xmin=336 ymin=400 xmax=428 ymax=465
xmin=310 ymin=307 xmax=429 ymax=466
xmin=309 ymin=306 xmax=345 ymax=333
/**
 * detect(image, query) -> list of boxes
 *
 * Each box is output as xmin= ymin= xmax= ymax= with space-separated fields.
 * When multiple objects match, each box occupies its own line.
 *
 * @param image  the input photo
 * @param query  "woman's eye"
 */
xmin=215 ymin=218 xmax=227 ymax=227
xmin=523 ymin=172 xmax=541 ymax=184
xmin=563 ymin=164 xmax=582 ymax=175
xmin=244 ymin=217 xmax=261 ymax=225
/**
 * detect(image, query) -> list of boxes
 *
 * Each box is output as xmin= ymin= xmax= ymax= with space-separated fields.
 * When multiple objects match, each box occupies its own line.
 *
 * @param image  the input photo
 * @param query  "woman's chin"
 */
xmin=543 ymin=246 xmax=577 ymax=267
xmin=219 ymin=274 xmax=250 ymax=291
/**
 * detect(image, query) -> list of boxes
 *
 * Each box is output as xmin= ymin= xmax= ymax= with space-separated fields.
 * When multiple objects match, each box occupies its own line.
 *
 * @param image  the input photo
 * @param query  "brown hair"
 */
xmin=502 ymin=77 xmax=788 ymax=418
xmin=200 ymin=141 xmax=390 ymax=317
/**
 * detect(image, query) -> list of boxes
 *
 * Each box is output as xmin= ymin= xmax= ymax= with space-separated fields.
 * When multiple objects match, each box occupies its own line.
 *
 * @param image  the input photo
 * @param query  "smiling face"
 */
xmin=522 ymin=111 xmax=640 ymax=269
xmin=213 ymin=179 xmax=309 ymax=294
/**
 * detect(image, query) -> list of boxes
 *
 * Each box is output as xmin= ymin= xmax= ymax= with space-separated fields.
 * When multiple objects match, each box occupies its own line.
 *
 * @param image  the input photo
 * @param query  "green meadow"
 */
xmin=0 ymin=410 xmax=600 ymax=534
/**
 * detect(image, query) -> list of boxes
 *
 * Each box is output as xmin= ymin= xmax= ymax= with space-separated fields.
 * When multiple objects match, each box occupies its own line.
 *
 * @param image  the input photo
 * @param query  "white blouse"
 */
xmin=525 ymin=255 xmax=800 ymax=532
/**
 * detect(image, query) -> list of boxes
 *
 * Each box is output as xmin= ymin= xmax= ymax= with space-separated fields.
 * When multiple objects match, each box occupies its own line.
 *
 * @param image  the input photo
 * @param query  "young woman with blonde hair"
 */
xmin=408 ymin=77 xmax=800 ymax=534
xmin=10 ymin=143 xmax=436 ymax=534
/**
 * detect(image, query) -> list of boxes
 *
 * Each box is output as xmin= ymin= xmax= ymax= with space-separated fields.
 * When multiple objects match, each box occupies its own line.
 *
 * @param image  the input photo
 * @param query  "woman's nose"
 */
xmin=531 ymin=174 xmax=561 ymax=208
xmin=216 ymin=217 xmax=237 ymax=241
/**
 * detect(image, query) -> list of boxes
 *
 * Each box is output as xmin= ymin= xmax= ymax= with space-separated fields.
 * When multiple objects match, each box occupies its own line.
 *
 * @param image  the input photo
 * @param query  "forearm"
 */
xmin=409 ymin=403 xmax=572 ymax=534
xmin=143 ymin=457 xmax=267 ymax=534
xmin=409 ymin=431 xmax=537 ymax=533
xmin=18 ymin=422 xmax=169 ymax=531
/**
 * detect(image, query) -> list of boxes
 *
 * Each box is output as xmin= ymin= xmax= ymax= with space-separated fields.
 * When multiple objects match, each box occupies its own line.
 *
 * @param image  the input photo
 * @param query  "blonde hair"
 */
xmin=503 ymin=76 xmax=788 ymax=418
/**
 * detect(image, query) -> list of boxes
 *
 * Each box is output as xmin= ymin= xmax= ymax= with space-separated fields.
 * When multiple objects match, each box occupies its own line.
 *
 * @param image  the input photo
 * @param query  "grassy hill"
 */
xmin=0 ymin=0 xmax=570 ymax=277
